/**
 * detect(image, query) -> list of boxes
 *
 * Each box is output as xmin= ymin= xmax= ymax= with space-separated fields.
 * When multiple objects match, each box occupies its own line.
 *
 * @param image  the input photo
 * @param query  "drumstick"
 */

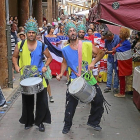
xmin=19 ymin=65 xmax=24 ymax=71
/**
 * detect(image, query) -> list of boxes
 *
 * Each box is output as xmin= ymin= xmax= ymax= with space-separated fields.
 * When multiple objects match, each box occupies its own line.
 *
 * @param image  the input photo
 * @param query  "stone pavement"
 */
xmin=0 ymin=76 xmax=140 ymax=140
xmin=2 ymin=73 xmax=20 ymax=101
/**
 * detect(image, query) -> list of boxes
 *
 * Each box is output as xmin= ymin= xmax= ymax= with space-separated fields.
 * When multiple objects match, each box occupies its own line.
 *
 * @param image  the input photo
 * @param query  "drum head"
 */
xmin=20 ymin=77 xmax=42 ymax=86
xmin=69 ymin=77 xmax=85 ymax=94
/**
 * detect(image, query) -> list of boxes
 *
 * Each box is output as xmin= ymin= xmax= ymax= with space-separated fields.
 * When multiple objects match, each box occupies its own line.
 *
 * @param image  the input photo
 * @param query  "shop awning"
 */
xmin=96 ymin=0 xmax=140 ymax=31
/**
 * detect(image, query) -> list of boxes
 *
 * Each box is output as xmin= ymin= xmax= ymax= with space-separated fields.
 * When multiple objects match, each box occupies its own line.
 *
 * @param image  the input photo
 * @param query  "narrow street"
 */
xmin=0 ymin=77 xmax=140 ymax=140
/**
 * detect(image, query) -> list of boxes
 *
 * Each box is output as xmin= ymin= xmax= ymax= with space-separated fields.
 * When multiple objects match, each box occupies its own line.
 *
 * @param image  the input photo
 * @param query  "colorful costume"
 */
xmin=44 ymin=36 xmax=62 ymax=76
xmin=62 ymin=36 xmax=104 ymax=132
xmin=18 ymin=17 xmax=51 ymax=128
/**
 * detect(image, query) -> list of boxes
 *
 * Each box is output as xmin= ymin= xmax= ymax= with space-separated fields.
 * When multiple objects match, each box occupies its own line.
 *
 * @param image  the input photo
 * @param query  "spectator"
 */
xmin=13 ymin=16 xmax=18 ymax=25
xmin=44 ymin=23 xmax=52 ymax=36
xmin=18 ymin=26 xmax=25 ymax=33
xmin=108 ymin=28 xmax=132 ymax=97
xmin=17 ymin=32 xmax=26 ymax=41
xmin=84 ymin=28 xmax=94 ymax=45
xmin=9 ymin=16 xmax=13 ymax=24
xmin=103 ymin=31 xmax=120 ymax=93
xmin=11 ymin=23 xmax=18 ymax=54
xmin=42 ymin=20 xmax=48 ymax=31
xmin=53 ymin=21 xmax=61 ymax=35
xmin=11 ymin=23 xmax=18 ymax=81
xmin=92 ymin=53 xmax=100 ymax=80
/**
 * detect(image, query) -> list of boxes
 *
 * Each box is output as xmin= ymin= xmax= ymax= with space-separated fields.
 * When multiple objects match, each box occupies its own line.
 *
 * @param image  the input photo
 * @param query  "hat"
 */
xmin=17 ymin=32 xmax=26 ymax=38
xmin=64 ymin=21 xmax=77 ymax=35
xmin=54 ymin=19 xmax=57 ymax=22
xmin=77 ymin=23 xmax=86 ymax=33
xmin=39 ymin=27 xmax=45 ymax=33
xmin=24 ymin=17 xmax=38 ymax=33
xmin=47 ymin=23 xmax=52 ymax=27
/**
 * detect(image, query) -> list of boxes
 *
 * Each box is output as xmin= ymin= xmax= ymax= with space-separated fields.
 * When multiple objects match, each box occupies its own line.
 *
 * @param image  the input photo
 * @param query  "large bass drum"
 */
xmin=20 ymin=77 xmax=44 ymax=95
xmin=68 ymin=77 xmax=96 ymax=103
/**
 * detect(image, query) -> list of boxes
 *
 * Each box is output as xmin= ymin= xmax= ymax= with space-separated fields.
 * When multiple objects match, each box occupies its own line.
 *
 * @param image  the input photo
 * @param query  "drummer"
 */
xmin=56 ymin=22 xmax=105 ymax=134
xmin=12 ymin=17 xmax=52 ymax=132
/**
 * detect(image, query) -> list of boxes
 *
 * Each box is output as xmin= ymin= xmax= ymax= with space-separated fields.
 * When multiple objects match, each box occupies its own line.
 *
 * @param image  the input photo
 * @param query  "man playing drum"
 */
xmin=56 ymin=22 xmax=105 ymax=134
xmin=12 ymin=17 xmax=52 ymax=132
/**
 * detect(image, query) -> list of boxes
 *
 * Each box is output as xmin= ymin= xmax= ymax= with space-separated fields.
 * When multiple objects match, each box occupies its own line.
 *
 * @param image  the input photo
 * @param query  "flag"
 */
xmin=116 ymin=40 xmax=132 ymax=76
xmin=44 ymin=37 xmax=63 ymax=76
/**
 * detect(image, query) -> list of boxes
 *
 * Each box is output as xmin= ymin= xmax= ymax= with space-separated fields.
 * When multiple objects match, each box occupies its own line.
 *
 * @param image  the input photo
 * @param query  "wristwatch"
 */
xmin=45 ymin=64 xmax=48 ymax=68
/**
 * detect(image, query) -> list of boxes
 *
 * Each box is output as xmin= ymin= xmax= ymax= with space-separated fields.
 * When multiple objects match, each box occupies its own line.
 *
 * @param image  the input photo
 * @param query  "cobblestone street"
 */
xmin=0 ymin=77 xmax=140 ymax=140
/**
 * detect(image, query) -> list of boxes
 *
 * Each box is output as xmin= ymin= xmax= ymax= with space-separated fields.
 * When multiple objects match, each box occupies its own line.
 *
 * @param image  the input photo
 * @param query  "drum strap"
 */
xmin=19 ymin=40 xmax=25 ymax=52
xmin=42 ymin=43 xmax=45 ymax=60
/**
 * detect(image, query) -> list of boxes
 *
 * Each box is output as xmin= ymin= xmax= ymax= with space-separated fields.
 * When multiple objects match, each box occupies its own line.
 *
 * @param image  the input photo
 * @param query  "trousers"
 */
xmin=64 ymin=84 xmax=104 ymax=129
xmin=119 ymin=76 xmax=125 ymax=95
xmin=19 ymin=88 xmax=51 ymax=126
xmin=106 ymin=61 xmax=119 ymax=89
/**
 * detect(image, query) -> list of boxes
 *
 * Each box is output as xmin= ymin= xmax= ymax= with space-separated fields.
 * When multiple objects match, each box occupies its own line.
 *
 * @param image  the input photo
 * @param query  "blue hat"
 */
xmin=77 ymin=23 xmax=86 ymax=33
xmin=25 ymin=17 xmax=38 ymax=34
xmin=64 ymin=20 xmax=77 ymax=35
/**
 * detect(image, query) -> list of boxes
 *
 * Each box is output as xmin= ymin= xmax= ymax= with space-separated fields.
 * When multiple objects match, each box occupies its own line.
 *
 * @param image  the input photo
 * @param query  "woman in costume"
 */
xmin=57 ymin=24 xmax=69 ymax=49
xmin=44 ymin=26 xmax=62 ymax=76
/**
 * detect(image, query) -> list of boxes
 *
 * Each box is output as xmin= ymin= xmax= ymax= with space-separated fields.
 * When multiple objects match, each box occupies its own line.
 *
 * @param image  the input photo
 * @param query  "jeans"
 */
xmin=106 ymin=61 xmax=119 ymax=89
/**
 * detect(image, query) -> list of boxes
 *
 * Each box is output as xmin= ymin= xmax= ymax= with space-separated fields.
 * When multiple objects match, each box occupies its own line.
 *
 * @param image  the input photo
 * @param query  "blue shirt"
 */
xmin=105 ymin=34 xmax=120 ymax=63
xmin=30 ymin=41 xmax=47 ymax=72
xmin=62 ymin=45 xmax=78 ymax=79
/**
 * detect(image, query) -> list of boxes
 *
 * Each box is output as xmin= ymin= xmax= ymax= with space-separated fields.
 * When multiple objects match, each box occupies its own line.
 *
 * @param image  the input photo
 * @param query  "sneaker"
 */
xmin=62 ymin=127 xmax=70 ymax=134
xmin=113 ymin=88 xmax=118 ymax=93
xmin=104 ymin=87 xmax=111 ymax=93
xmin=114 ymin=93 xmax=125 ymax=98
xmin=87 ymin=123 xmax=102 ymax=131
xmin=49 ymin=96 xmax=54 ymax=103
xmin=66 ymin=80 xmax=69 ymax=85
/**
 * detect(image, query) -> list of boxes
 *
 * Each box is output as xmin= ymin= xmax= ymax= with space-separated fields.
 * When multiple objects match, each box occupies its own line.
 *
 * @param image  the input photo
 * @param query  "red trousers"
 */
xmin=119 ymin=76 xmax=125 ymax=95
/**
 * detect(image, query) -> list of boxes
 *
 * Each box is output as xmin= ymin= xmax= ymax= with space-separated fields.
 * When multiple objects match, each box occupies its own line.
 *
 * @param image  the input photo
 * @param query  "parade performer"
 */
xmin=56 ymin=21 xmax=105 ymax=134
xmin=12 ymin=17 xmax=52 ymax=132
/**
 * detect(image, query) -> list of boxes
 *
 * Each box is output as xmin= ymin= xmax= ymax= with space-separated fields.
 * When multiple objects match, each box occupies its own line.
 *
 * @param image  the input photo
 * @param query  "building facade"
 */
xmin=0 ymin=0 xmax=58 ymax=88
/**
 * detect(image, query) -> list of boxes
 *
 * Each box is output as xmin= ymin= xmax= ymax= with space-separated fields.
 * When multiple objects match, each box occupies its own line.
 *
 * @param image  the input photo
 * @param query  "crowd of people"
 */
xmin=7 ymin=12 xmax=140 ymax=134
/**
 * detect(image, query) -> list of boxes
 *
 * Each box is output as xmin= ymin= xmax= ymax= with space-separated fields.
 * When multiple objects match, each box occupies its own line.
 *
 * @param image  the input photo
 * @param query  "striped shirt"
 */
xmin=11 ymin=31 xmax=18 ymax=54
